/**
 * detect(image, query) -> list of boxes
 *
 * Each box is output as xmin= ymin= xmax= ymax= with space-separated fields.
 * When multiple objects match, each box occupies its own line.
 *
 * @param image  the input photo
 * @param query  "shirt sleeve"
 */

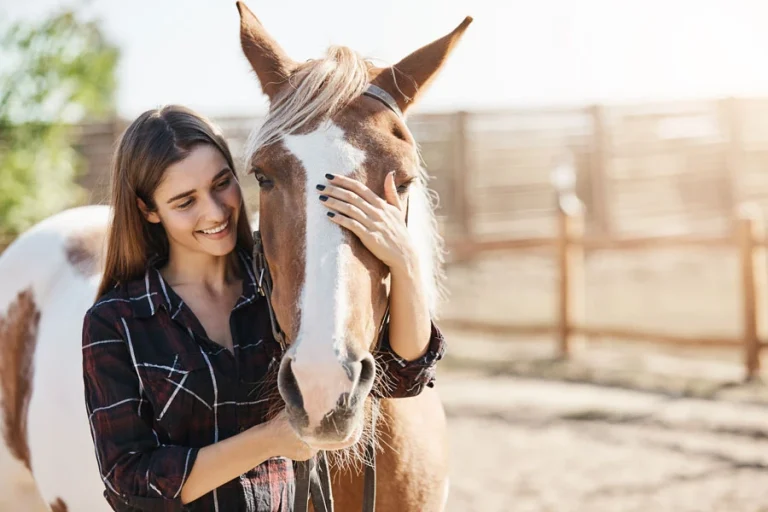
xmin=82 ymin=309 xmax=199 ymax=512
xmin=373 ymin=319 xmax=446 ymax=399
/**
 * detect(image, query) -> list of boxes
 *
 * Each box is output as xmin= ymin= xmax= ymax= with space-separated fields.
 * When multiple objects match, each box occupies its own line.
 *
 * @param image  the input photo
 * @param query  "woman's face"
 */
xmin=142 ymin=144 xmax=242 ymax=258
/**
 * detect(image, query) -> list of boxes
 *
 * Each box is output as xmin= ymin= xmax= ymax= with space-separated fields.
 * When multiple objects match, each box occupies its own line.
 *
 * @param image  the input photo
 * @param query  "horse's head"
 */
xmin=237 ymin=1 xmax=469 ymax=449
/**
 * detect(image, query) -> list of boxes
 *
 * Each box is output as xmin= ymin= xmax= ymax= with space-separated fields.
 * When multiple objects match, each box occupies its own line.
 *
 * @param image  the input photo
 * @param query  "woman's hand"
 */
xmin=315 ymin=171 xmax=432 ymax=362
xmin=315 ymin=172 xmax=416 ymax=274
xmin=265 ymin=410 xmax=317 ymax=461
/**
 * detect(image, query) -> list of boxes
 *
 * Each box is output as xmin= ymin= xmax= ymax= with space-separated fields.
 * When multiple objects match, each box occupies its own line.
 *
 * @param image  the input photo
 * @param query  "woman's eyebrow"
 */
xmin=211 ymin=167 xmax=233 ymax=182
xmin=166 ymin=168 xmax=233 ymax=204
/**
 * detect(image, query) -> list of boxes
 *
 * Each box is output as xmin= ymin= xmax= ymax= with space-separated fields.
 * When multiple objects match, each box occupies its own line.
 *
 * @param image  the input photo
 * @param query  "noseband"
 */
xmin=252 ymin=84 xmax=405 ymax=512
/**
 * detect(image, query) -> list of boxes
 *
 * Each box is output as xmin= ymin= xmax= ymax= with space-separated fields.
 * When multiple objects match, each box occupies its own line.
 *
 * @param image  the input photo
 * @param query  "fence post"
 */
xmin=737 ymin=203 xmax=766 ymax=381
xmin=589 ymin=105 xmax=612 ymax=236
xmin=722 ymin=98 xmax=744 ymax=228
xmin=452 ymin=111 xmax=473 ymax=247
xmin=556 ymin=194 xmax=586 ymax=358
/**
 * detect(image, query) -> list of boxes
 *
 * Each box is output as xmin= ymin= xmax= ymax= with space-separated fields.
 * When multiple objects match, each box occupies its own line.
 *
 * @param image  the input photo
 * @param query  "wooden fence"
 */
xmin=444 ymin=188 xmax=768 ymax=381
xmin=70 ymin=97 xmax=768 ymax=241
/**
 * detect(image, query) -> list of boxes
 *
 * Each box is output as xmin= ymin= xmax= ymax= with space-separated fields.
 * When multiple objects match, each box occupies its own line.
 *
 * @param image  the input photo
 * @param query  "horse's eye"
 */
xmin=392 ymin=125 xmax=407 ymax=142
xmin=254 ymin=172 xmax=274 ymax=190
xmin=397 ymin=178 xmax=416 ymax=194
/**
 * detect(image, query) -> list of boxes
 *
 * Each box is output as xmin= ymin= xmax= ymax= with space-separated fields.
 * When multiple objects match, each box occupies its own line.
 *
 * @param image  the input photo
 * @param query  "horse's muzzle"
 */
xmin=277 ymin=351 xmax=376 ymax=443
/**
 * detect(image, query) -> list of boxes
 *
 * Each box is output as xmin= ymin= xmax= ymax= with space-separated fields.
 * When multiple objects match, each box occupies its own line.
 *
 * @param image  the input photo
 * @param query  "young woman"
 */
xmin=81 ymin=105 xmax=446 ymax=511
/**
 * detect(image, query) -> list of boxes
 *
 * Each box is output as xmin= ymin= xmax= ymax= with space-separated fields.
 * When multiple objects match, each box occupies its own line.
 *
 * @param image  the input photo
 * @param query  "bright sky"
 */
xmin=4 ymin=0 xmax=768 ymax=119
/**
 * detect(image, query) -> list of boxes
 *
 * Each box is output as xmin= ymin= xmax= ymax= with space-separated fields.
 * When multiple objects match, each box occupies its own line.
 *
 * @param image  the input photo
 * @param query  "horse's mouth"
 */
xmin=288 ymin=403 xmax=366 ymax=450
xmin=303 ymin=421 xmax=364 ymax=451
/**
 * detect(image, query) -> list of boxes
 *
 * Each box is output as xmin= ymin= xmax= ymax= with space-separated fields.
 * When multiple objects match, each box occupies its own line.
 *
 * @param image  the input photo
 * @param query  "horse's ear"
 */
xmin=236 ymin=1 xmax=297 ymax=101
xmin=371 ymin=16 xmax=472 ymax=114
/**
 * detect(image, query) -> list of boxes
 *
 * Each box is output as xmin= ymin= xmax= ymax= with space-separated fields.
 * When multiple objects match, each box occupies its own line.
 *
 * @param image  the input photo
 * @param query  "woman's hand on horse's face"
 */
xmin=317 ymin=172 xmax=416 ymax=273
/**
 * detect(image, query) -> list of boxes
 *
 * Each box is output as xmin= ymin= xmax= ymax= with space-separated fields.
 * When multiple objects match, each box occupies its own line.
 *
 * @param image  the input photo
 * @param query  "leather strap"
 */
xmin=294 ymin=458 xmax=312 ymax=512
xmin=252 ymin=231 xmax=287 ymax=352
xmin=362 ymin=84 xmax=403 ymax=118
xmin=311 ymin=451 xmax=335 ymax=512
xmin=361 ymin=403 xmax=379 ymax=512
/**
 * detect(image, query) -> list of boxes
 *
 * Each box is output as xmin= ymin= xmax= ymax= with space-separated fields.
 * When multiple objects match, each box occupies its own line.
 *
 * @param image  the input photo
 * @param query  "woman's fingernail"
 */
xmin=319 ymin=195 xmax=329 ymax=202
xmin=325 ymin=173 xmax=335 ymax=180
xmin=316 ymin=184 xmax=326 ymax=191
xmin=327 ymin=212 xmax=336 ymax=218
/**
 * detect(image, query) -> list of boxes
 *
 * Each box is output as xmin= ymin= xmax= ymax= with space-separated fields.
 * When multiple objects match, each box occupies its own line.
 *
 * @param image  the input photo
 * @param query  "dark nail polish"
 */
xmin=319 ymin=195 xmax=329 ymax=201
xmin=325 ymin=173 xmax=335 ymax=180
xmin=327 ymin=212 xmax=336 ymax=218
xmin=316 ymin=184 xmax=326 ymax=191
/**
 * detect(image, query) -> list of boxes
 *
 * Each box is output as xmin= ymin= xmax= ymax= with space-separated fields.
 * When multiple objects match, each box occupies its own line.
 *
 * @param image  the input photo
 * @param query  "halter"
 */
xmin=362 ymin=84 xmax=403 ymax=118
xmin=252 ymin=83 xmax=405 ymax=512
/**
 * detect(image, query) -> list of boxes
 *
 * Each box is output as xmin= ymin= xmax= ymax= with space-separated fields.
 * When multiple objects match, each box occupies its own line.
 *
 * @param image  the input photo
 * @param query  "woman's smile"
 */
xmin=197 ymin=217 xmax=232 ymax=239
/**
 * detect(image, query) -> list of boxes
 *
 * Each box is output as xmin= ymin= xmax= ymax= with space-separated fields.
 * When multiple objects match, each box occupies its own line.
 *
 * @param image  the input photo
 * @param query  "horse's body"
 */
xmin=0 ymin=205 xmax=111 ymax=511
xmin=0 ymin=3 xmax=469 ymax=510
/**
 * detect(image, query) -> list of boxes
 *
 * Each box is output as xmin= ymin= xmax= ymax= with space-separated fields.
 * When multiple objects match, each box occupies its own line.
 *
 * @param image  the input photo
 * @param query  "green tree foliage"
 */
xmin=0 ymin=7 xmax=119 ymax=240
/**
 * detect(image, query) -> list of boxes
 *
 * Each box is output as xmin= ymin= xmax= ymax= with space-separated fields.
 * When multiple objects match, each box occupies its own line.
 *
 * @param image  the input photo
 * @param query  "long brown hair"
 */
xmin=96 ymin=105 xmax=253 ymax=298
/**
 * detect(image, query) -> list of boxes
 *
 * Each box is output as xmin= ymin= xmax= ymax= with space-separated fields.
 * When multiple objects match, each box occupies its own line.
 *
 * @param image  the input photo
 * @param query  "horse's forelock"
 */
xmin=243 ymin=45 xmax=370 ymax=168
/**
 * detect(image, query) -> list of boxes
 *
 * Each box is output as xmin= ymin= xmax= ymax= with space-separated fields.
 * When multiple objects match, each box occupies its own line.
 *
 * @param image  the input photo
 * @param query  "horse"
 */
xmin=0 ymin=2 xmax=471 ymax=510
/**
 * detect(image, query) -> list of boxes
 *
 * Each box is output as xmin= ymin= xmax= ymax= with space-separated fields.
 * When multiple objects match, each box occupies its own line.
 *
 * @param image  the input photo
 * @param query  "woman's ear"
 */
xmin=137 ymin=198 xmax=161 ymax=224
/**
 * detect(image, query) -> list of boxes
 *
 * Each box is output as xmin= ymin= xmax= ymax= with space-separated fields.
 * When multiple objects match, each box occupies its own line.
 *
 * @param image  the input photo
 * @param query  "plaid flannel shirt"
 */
xmin=82 ymin=249 xmax=446 ymax=511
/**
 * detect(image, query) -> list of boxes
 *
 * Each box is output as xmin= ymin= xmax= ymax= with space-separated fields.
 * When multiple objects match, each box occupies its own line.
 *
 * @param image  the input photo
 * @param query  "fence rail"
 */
xmin=68 ymin=97 xmax=768 ymax=244
xmin=443 ymin=197 xmax=768 ymax=381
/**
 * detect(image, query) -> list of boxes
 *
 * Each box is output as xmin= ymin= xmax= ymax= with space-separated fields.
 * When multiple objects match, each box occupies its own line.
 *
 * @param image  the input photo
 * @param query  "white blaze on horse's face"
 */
xmin=279 ymin=120 xmax=376 ymax=442
xmin=237 ymin=0 xmax=472 ymax=450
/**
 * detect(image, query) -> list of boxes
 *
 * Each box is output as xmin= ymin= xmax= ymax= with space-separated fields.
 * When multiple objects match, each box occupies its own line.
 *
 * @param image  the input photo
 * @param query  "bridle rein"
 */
xmin=251 ymin=84 xmax=405 ymax=512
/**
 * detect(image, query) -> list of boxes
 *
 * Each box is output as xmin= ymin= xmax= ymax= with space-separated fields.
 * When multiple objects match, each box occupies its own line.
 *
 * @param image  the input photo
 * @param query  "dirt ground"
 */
xmin=440 ymin=365 xmax=768 ymax=512
xmin=435 ymin=245 xmax=768 ymax=511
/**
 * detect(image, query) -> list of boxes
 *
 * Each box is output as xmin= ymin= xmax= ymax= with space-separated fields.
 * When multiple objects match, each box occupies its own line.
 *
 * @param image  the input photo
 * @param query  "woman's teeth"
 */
xmin=200 ymin=220 xmax=229 ymax=234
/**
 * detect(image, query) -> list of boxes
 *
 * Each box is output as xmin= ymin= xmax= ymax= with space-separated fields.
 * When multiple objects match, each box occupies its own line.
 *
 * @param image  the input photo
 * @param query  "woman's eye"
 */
xmin=215 ymin=178 xmax=231 ymax=190
xmin=177 ymin=198 xmax=194 ymax=210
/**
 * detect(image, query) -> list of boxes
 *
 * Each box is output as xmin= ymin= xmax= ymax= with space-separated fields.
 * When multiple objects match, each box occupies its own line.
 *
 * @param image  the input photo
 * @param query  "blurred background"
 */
xmin=4 ymin=0 xmax=768 ymax=510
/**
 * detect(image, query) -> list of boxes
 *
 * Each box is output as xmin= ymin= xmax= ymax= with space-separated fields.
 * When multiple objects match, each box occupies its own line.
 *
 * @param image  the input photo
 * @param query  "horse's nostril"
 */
xmin=343 ymin=353 xmax=376 ymax=400
xmin=359 ymin=354 xmax=375 ymax=385
xmin=277 ymin=357 xmax=303 ymax=410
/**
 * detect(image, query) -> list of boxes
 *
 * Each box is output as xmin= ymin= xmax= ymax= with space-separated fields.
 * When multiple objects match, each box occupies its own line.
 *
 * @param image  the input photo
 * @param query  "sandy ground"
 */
xmin=433 ymin=244 xmax=768 ymax=510
xmin=440 ymin=368 xmax=768 ymax=512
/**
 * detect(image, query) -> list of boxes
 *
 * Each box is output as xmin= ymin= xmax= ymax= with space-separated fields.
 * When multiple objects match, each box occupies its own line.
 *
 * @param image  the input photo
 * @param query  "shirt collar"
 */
xmin=233 ymin=248 xmax=260 ymax=311
xmin=129 ymin=247 xmax=258 ymax=318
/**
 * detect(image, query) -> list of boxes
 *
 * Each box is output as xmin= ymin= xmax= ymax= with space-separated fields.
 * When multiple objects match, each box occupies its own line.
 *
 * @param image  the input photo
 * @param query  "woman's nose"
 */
xmin=204 ymin=195 xmax=228 ymax=221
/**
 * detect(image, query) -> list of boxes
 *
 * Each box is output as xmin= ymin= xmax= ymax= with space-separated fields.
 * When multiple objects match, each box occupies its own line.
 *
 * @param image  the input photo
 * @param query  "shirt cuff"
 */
xmin=107 ymin=446 xmax=200 ymax=511
xmin=374 ymin=320 xmax=446 ymax=399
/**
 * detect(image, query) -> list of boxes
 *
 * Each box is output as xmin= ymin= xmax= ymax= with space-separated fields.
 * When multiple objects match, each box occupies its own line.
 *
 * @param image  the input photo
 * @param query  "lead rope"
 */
xmin=361 ymin=401 xmax=379 ymax=512
xmin=310 ymin=451 xmax=334 ymax=512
